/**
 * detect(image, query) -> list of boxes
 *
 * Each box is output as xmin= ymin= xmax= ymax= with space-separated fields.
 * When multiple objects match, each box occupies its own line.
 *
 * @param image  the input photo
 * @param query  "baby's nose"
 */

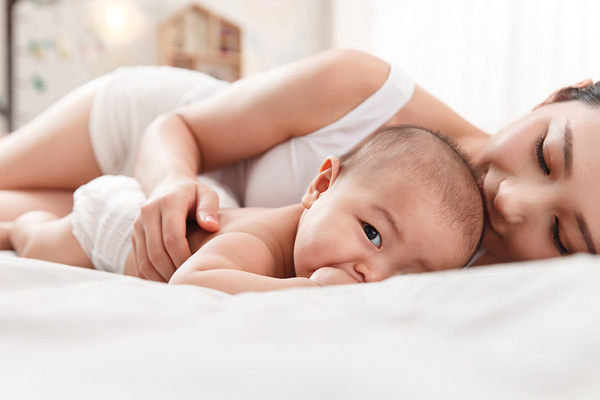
xmin=353 ymin=262 xmax=389 ymax=283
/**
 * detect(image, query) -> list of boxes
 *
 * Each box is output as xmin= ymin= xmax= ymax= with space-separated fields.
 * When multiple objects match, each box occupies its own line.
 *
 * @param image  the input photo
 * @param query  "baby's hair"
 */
xmin=338 ymin=125 xmax=484 ymax=267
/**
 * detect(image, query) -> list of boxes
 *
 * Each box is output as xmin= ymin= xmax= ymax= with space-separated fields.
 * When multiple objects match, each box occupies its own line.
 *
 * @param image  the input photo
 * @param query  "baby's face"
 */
xmin=294 ymin=174 xmax=474 ymax=282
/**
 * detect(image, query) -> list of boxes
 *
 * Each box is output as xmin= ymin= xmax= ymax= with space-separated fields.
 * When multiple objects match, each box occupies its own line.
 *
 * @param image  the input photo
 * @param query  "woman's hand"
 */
xmin=131 ymin=176 xmax=220 ymax=282
xmin=310 ymin=267 xmax=360 ymax=286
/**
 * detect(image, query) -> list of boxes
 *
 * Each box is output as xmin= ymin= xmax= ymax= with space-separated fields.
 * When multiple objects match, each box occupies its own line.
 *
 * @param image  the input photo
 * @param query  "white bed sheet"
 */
xmin=1 ymin=251 xmax=599 ymax=400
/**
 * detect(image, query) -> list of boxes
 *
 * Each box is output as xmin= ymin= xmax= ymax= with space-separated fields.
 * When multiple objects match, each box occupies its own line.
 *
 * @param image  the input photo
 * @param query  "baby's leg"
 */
xmin=9 ymin=211 xmax=93 ymax=269
xmin=0 ymin=189 xmax=74 ymax=221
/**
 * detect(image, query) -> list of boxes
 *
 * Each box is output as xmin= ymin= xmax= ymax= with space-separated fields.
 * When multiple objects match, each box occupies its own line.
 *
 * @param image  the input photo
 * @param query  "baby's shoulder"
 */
xmin=213 ymin=205 xmax=304 ymax=277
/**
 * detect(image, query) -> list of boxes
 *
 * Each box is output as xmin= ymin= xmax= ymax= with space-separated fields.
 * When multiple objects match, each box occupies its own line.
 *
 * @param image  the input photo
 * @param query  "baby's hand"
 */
xmin=310 ymin=267 xmax=360 ymax=287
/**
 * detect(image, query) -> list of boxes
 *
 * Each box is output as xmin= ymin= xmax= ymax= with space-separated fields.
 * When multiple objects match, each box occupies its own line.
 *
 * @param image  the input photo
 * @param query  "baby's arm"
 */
xmin=171 ymin=269 xmax=319 ymax=294
xmin=169 ymin=232 xmax=319 ymax=294
xmin=171 ymin=266 xmax=359 ymax=294
xmin=9 ymin=211 xmax=93 ymax=268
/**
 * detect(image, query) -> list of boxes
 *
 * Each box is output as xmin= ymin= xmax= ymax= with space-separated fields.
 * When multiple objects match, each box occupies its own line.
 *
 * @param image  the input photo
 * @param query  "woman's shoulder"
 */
xmin=300 ymin=51 xmax=415 ymax=141
xmin=321 ymin=48 xmax=388 ymax=71
xmin=273 ymin=48 xmax=402 ymax=140
xmin=314 ymin=48 xmax=391 ymax=96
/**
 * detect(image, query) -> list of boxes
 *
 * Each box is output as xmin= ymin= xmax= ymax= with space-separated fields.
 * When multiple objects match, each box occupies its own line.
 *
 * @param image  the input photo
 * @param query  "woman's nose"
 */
xmin=494 ymin=178 xmax=549 ymax=226
xmin=494 ymin=179 xmax=525 ymax=224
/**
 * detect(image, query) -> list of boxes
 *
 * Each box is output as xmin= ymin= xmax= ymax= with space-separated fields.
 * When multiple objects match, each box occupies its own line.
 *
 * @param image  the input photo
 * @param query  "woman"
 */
xmin=1 ymin=48 xmax=598 ymax=281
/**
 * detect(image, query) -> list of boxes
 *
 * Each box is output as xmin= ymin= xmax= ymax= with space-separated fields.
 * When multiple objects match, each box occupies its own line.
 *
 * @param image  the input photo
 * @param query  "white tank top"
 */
xmin=203 ymin=63 xmax=415 ymax=207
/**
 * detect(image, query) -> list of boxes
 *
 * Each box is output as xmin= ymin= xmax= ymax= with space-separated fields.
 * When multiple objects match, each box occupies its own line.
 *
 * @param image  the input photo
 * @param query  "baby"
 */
xmin=6 ymin=125 xmax=484 ymax=293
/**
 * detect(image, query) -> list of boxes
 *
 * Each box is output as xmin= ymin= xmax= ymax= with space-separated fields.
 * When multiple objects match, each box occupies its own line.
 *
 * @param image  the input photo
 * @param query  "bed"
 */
xmin=1 ymin=250 xmax=599 ymax=399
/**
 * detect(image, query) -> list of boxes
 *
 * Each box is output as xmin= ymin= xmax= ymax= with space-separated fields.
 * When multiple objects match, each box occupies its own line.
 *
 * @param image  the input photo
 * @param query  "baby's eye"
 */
xmin=363 ymin=223 xmax=382 ymax=248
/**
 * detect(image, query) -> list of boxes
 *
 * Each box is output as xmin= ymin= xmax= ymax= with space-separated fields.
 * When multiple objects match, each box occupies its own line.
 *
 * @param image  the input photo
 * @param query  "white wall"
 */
xmin=7 ymin=0 xmax=600 ymax=136
xmin=332 ymin=0 xmax=600 ymax=134
xmin=172 ymin=0 xmax=332 ymax=74
xmin=331 ymin=0 xmax=372 ymax=54
xmin=4 ymin=0 xmax=331 ymax=129
xmin=0 ymin=3 xmax=7 ymax=132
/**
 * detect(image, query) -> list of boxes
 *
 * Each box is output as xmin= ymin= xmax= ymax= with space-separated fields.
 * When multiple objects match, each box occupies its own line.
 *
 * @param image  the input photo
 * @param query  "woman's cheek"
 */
xmin=503 ymin=235 xmax=553 ymax=262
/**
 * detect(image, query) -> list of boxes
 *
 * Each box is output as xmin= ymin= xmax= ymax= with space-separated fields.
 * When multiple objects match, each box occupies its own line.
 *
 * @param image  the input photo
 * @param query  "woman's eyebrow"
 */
xmin=563 ymin=119 xmax=573 ymax=177
xmin=575 ymin=213 xmax=597 ymax=254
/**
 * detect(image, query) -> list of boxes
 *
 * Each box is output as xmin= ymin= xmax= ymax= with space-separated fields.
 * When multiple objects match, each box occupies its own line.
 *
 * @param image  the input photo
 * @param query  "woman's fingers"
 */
xmin=132 ymin=212 xmax=167 ymax=282
xmin=143 ymin=203 xmax=180 ymax=282
xmin=132 ymin=205 xmax=172 ymax=282
xmin=196 ymin=186 xmax=220 ymax=232
xmin=132 ymin=179 xmax=221 ymax=282
xmin=160 ymin=196 xmax=193 ymax=272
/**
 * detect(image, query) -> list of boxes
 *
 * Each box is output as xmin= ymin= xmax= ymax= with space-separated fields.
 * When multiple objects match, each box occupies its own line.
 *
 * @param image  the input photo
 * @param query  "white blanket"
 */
xmin=1 ymin=251 xmax=599 ymax=400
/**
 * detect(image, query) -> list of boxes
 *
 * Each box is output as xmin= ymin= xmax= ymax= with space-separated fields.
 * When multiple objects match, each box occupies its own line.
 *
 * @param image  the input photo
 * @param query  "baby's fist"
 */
xmin=310 ymin=267 xmax=360 ymax=286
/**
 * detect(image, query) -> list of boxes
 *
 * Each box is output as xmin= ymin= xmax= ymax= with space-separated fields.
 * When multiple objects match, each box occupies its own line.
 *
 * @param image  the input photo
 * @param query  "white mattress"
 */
xmin=1 ymin=251 xmax=599 ymax=399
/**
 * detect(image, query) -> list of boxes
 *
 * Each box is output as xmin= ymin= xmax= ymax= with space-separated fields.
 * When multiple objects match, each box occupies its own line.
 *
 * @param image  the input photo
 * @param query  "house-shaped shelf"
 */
xmin=159 ymin=4 xmax=242 ymax=82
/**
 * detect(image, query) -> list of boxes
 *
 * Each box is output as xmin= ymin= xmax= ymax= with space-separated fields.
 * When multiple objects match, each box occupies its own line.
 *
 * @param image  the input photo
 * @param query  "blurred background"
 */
xmin=1 ymin=0 xmax=600 ymax=134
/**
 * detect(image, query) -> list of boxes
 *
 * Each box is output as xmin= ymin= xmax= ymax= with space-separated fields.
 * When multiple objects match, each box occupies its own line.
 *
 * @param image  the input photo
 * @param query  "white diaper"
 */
xmin=72 ymin=175 xmax=240 ymax=274
xmin=72 ymin=176 xmax=144 ymax=274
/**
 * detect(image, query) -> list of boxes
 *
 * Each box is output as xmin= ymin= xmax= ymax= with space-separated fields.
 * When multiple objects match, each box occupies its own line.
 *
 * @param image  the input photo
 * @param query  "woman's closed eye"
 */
xmin=537 ymin=135 xmax=569 ymax=255
xmin=535 ymin=134 xmax=550 ymax=175
xmin=363 ymin=223 xmax=382 ymax=248
xmin=551 ymin=216 xmax=569 ymax=256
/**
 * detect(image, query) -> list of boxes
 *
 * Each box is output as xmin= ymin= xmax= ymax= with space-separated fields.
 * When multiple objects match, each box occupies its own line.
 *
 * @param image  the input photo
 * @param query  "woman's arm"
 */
xmin=388 ymin=85 xmax=491 ymax=153
xmin=131 ymin=114 xmax=209 ymax=281
xmin=133 ymin=48 xmax=391 ymax=282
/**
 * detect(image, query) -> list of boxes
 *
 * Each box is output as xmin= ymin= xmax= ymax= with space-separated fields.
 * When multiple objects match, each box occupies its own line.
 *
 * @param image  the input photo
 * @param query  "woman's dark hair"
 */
xmin=553 ymin=81 xmax=600 ymax=108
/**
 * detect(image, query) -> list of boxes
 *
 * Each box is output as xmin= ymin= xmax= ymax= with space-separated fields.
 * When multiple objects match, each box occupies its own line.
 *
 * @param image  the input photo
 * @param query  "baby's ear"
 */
xmin=302 ymin=156 xmax=341 ymax=209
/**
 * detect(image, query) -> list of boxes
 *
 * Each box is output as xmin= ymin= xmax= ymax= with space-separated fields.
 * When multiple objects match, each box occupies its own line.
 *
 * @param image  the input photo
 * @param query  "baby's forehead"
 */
xmin=373 ymin=182 xmax=479 ymax=271
xmin=351 ymin=127 xmax=484 ymax=265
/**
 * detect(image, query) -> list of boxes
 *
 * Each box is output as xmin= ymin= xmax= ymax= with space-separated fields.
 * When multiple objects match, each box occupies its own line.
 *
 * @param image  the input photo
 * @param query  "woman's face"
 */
xmin=477 ymin=100 xmax=600 ymax=262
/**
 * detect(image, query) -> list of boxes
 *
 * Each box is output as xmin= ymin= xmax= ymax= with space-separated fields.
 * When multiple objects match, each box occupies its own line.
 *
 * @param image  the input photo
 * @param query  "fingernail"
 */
xmin=203 ymin=214 xmax=217 ymax=223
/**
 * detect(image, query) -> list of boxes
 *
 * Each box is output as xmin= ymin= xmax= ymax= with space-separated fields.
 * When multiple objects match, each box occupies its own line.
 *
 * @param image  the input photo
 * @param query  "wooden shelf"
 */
xmin=159 ymin=4 xmax=242 ymax=82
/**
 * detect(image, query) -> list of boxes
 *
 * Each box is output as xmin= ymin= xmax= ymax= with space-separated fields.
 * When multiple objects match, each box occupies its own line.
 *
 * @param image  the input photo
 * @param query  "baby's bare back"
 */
xmin=125 ymin=205 xmax=304 ymax=279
